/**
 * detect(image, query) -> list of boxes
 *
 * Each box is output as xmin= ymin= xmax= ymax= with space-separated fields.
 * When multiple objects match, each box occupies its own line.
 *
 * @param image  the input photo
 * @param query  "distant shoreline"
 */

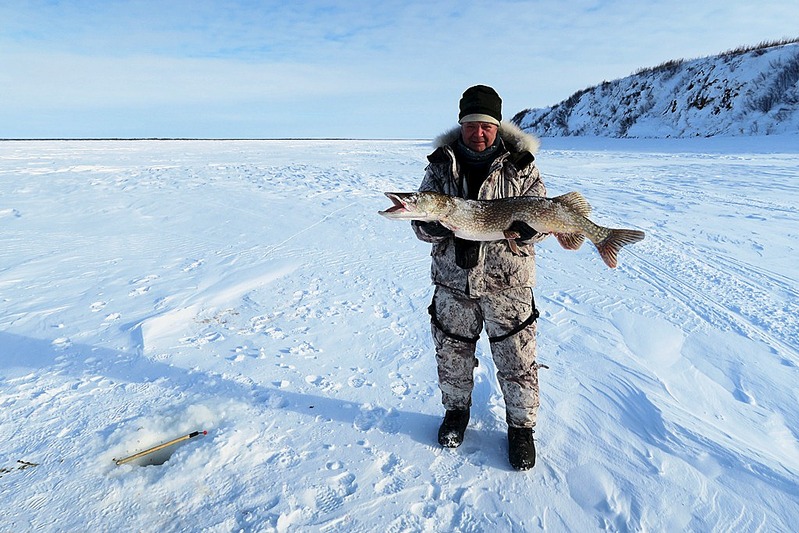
xmin=0 ymin=137 xmax=428 ymax=142
xmin=2 ymin=135 xmax=797 ymax=155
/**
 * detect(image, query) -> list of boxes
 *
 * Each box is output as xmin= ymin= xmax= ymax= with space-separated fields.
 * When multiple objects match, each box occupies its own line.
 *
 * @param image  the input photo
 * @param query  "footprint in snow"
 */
xmin=127 ymin=274 xmax=158 ymax=296
xmin=180 ymin=331 xmax=224 ymax=347
xmin=347 ymin=367 xmax=375 ymax=389
xmin=353 ymin=405 xmax=400 ymax=433
xmin=348 ymin=375 xmax=367 ymax=388
xmin=51 ymin=337 xmax=72 ymax=350
xmin=128 ymin=286 xmax=150 ymax=297
xmin=182 ymin=259 xmax=205 ymax=272
xmin=390 ymin=379 xmax=410 ymax=396
xmin=0 ymin=208 xmax=22 ymax=218
xmin=301 ymin=471 xmax=357 ymax=516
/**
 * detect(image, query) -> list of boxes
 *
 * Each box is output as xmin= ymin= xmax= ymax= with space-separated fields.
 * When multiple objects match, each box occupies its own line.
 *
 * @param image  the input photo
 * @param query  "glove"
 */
xmin=507 ymin=221 xmax=538 ymax=243
xmin=418 ymin=221 xmax=454 ymax=238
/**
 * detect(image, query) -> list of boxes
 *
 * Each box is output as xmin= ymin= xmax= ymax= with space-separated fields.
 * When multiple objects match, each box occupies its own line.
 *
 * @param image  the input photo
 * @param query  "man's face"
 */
xmin=461 ymin=121 xmax=498 ymax=152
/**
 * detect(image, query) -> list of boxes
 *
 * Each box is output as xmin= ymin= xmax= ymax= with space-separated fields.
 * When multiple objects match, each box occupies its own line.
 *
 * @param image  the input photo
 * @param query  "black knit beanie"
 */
xmin=458 ymin=85 xmax=502 ymax=125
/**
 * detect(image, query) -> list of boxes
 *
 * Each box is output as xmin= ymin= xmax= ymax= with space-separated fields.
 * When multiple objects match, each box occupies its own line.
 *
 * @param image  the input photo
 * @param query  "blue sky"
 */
xmin=2 ymin=0 xmax=797 ymax=138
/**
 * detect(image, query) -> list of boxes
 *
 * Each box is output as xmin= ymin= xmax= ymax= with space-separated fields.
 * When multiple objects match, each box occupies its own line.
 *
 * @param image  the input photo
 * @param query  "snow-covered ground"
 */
xmin=1 ymin=136 xmax=797 ymax=532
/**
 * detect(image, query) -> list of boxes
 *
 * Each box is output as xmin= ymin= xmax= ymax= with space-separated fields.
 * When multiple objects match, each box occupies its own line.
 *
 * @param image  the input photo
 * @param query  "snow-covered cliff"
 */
xmin=513 ymin=40 xmax=799 ymax=137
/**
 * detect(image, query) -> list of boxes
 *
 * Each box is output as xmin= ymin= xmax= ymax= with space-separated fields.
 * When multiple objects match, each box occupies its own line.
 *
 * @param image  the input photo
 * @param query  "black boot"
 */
xmin=508 ymin=427 xmax=536 ymax=470
xmin=438 ymin=409 xmax=470 ymax=448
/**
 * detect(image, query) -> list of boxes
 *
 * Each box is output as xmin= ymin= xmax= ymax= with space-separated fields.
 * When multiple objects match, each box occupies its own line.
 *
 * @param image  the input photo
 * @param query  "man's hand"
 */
xmin=507 ymin=221 xmax=538 ymax=243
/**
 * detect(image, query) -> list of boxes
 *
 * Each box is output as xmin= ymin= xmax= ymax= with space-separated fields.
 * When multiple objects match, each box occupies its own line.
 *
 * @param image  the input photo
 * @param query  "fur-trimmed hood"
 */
xmin=433 ymin=121 xmax=540 ymax=155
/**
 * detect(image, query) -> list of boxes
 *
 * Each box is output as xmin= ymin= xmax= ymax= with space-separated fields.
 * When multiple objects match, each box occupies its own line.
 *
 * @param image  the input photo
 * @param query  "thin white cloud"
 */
xmin=1 ymin=0 xmax=798 ymax=137
xmin=3 ymin=51 xmax=399 ymax=108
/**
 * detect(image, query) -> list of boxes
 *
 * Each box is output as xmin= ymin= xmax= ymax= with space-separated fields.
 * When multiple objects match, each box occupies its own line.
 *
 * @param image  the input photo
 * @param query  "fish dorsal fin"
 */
xmin=552 ymin=191 xmax=591 ymax=217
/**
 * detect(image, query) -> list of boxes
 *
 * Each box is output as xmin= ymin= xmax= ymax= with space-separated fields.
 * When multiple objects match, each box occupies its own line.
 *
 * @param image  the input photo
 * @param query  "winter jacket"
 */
xmin=412 ymin=121 xmax=546 ymax=297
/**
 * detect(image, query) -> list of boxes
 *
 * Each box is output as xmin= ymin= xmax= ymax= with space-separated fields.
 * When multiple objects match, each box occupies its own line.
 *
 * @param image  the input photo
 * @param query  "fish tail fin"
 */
xmin=596 ymin=229 xmax=646 ymax=268
xmin=553 ymin=191 xmax=592 ymax=217
xmin=555 ymin=232 xmax=585 ymax=250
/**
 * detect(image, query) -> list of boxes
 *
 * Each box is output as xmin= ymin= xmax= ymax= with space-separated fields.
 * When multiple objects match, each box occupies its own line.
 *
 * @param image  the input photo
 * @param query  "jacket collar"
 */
xmin=432 ymin=121 xmax=540 ymax=155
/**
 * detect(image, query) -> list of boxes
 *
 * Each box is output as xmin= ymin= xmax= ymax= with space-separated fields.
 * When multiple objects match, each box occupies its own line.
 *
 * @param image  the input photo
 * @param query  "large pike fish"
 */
xmin=378 ymin=191 xmax=645 ymax=268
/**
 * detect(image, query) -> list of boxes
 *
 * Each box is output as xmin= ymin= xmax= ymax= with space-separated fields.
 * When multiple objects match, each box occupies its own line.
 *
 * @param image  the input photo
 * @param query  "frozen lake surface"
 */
xmin=1 ymin=137 xmax=798 ymax=531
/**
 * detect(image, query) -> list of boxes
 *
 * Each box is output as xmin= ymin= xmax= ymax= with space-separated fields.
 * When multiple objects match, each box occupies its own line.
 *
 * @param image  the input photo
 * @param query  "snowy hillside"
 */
xmin=513 ymin=40 xmax=799 ymax=137
xmin=1 ymin=138 xmax=798 ymax=531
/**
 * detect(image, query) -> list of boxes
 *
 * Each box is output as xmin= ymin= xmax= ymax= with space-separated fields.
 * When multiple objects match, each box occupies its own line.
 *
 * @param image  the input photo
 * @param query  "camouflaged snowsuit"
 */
xmin=412 ymin=122 xmax=546 ymax=428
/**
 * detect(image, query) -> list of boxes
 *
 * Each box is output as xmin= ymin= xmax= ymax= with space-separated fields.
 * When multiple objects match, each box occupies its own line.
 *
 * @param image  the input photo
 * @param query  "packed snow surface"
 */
xmin=1 ymin=137 xmax=798 ymax=532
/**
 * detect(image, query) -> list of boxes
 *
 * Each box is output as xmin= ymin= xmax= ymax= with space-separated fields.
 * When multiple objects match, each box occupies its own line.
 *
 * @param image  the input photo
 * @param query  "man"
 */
xmin=412 ymin=85 xmax=546 ymax=470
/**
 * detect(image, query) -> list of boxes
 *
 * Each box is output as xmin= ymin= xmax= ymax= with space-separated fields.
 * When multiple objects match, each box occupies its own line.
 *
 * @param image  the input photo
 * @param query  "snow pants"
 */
xmin=429 ymin=285 xmax=540 ymax=428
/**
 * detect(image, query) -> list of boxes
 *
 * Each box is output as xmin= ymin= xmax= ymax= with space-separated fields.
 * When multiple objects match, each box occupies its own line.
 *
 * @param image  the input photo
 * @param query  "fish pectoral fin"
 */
xmin=503 ymin=230 xmax=525 ymax=256
xmin=555 ymin=232 xmax=585 ymax=250
xmin=506 ymin=220 xmax=538 ymax=242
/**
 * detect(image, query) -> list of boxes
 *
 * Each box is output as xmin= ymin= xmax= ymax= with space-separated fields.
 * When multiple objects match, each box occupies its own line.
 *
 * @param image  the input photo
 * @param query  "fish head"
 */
xmin=378 ymin=191 xmax=454 ymax=221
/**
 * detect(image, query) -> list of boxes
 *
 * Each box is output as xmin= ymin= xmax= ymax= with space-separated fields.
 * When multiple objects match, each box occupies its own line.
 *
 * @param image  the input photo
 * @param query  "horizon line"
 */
xmin=0 ymin=137 xmax=431 ymax=142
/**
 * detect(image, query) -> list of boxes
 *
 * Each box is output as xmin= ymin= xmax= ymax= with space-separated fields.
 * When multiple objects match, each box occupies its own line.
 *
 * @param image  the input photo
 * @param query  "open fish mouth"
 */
xmin=378 ymin=192 xmax=413 ymax=217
